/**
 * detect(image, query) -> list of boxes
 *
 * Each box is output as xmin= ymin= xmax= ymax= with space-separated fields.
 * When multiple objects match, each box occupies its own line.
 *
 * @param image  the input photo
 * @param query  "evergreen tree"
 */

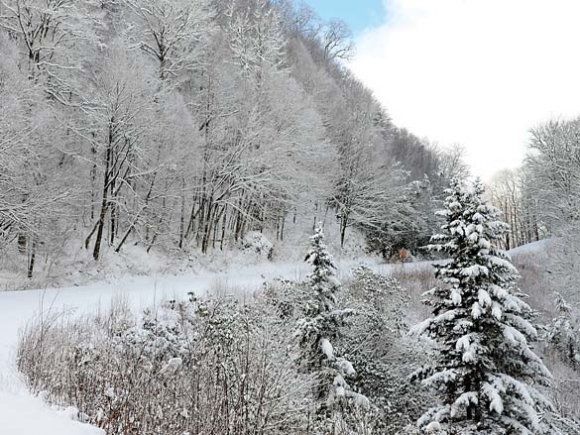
xmin=304 ymin=222 xmax=341 ymax=314
xmin=297 ymin=223 xmax=368 ymax=416
xmin=547 ymin=292 xmax=580 ymax=369
xmin=411 ymin=178 xmax=553 ymax=434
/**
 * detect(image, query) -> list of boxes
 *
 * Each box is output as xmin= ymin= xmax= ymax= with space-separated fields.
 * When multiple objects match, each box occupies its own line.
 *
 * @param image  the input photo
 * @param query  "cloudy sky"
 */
xmin=308 ymin=0 xmax=580 ymax=180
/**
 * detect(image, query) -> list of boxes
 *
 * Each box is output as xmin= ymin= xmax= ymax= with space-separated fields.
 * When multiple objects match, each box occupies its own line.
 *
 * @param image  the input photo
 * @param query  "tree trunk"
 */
xmin=92 ymin=118 xmax=114 ymax=261
xmin=27 ymin=237 xmax=37 ymax=279
xmin=17 ymin=234 xmax=27 ymax=254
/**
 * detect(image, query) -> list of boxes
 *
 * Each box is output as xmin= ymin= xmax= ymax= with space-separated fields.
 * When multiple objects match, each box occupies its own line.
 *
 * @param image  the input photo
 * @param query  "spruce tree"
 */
xmin=297 ymin=223 xmax=367 ymax=414
xmin=304 ymin=223 xmax=341 ymax=315
xmin=412 ymin=178 xmax=553 ymax=434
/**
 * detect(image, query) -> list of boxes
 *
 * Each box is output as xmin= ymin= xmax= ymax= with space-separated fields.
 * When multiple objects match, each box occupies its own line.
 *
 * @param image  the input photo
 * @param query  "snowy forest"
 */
xmin=1 ymin=0 xmax=580 ymax=434
xmin=0 ymin=0 xmax=480 ymax=283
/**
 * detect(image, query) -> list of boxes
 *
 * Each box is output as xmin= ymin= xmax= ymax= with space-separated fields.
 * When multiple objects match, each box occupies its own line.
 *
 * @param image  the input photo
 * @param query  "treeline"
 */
xmin=487 ymin=118 xmax=580 ymax=250
xmin=0 ymin=0 xmax=462 ymax=276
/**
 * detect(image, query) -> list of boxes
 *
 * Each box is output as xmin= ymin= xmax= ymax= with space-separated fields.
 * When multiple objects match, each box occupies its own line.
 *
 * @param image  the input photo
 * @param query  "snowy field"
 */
xmin=0 ymin=244 xmax=540 ymax=435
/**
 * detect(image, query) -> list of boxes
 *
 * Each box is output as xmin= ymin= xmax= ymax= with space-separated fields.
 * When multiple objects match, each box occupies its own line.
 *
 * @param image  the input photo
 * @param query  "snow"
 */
xmin=483 ymin=382 xmax=504 ymax=414
xmin=0 ymin=239 xmax=549 ymax=434
xmin=451 ymin=288 xmax=462 ymax=305
xmin=478 ymin=289 xmax=492 ymax=307
xmin=471 ymin=301 xmax=482 ymax=319
xmin=320 ymin=338 xmax=334 ymax=359
xmin=337 ymin=358 xmax=356 ymax=377
xmin=0 ymin=256 xmax=409 ymax=435
xmin=424 ymin=421 xmax=442 ymax=432
xmin=159 ymin=357 xmax=183 ymax=377
xmin=508 ymin=238 xmax=553 ymax=256
xmin=0 ymin=391 xmax=102 ymax=435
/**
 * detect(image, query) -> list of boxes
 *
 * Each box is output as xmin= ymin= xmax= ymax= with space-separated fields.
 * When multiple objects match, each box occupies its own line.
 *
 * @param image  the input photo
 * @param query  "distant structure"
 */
xmin=399 ymin=248 xmax=408 ymax=263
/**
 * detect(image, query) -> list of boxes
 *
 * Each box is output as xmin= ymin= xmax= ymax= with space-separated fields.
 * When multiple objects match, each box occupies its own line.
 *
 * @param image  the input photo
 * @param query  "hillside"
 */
xmin=0 ymin=0 xmax=462 ymax=286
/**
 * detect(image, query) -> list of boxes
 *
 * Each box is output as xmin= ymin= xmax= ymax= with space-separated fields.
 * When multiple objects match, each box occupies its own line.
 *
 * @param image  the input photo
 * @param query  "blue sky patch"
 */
xmin=303 ymin=0 xmax=386 ymax=36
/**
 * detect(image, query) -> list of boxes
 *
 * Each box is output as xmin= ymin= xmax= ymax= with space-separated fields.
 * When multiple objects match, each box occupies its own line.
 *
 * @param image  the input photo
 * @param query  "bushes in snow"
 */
xmin=295 ymin=224 xmax=371 ymax=431
xmin=21 ymin=207 xmax=578 ymax=435
xmin=339 ymin=266 xmax=434 ymax=434
xmin=241 ymin=231 xmax=274 ymax=260
xmin=17 ymin=223 xmax=428 ymax=434
xmin=264 ymin=226 xmax=430 ymax=433
xmin=545 ymin=293 xmax=580 ymax=369
xmin=18 ymin=295 xmax=313 ymax=434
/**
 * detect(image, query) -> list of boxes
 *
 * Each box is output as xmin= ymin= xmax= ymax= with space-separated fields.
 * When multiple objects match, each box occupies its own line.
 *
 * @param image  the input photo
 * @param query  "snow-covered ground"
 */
xmin=507 ymin=238 xmax=552 ymax=257
xmin=0 ymin=241 xmax=546 ymax=434
xmin=0 ymin=257 xmax=390 ymax=435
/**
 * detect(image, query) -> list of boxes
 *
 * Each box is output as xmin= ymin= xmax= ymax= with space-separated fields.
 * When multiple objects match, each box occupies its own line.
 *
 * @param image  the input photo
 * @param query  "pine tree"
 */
xmin=297 ymin=223 xmax=368 ymax=416
xmin=411 ymin=178 xmax=553 ymax=434
xmin=547 ymin=292 xmax=580 ymax=369
xmin=304 ymin=222 xmax=341 ymax=314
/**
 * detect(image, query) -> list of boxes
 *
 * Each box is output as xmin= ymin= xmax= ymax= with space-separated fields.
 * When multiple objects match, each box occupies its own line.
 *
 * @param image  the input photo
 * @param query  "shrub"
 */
xmin=339 ymin=266 xmax=434 ymax=434
xmin=241 ymin=231 xmax=273 ymax=260
xmin=18 ymin=294 xmax=313 ymax=434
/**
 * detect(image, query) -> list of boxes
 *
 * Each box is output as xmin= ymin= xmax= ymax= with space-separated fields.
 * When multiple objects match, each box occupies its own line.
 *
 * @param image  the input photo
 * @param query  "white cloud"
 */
xmin=349 ymin=0 xmax=580 ymax=180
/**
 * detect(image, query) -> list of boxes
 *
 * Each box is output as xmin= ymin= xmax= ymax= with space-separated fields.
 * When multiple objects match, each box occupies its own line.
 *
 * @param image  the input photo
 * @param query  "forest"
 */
xmin=0 ymin=0 xmax=477 ymax=281
xmin=2 ymin=0 xmax=580 ymax=435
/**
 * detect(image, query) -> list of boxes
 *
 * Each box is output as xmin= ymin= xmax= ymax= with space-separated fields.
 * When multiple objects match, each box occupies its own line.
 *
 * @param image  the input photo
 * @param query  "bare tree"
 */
xmin=321 ymin=19 xmax=354 ymax=61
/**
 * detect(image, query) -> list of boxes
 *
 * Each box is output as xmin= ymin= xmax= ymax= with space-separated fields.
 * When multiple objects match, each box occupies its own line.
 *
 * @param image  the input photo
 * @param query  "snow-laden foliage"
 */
xmin=341 ymin=266 xmax=433 ymax=434
xmin=304 ymin=223 xmax=341 ymax=313
xmin=17 ymin=295 xmax=313 ymax=434
xmin=297 ymin=224 xmax=371 ymax=430
xmin=0 ymin=0 xmax=458 ymax=284
xmin=241 ymin=230 xmax=274 ymax=259
xmin=264 ymin=262 xmax=431 ymax=433
xmin=411 ymin=178 xmax=554 ymax=434
xmin=546 ymin=292 xmax=580 ymax=369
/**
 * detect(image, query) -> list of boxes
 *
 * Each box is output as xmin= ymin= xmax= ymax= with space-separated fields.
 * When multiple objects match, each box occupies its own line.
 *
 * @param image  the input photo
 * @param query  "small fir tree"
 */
xmin=304 ymin=223 xmax=341 ymax=314
xmin=547 ymin=292 xmax=580 ymax=369
xmin=411 ymin=178 xmax=553 ymax=434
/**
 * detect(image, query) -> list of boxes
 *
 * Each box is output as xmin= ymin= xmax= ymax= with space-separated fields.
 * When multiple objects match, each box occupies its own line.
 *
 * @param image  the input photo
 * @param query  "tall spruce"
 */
xmin=297 ymin=223 xmax=367 ymax=415
xmin=412 ymin=178 xmax=553 ymax=434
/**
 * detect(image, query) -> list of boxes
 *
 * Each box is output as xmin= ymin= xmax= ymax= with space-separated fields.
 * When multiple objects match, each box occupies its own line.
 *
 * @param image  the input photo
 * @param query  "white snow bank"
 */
xmin=508 ymin=238 xmax=552 ymax=256
xmin=0 ymin=390 xmax=103 ymax=435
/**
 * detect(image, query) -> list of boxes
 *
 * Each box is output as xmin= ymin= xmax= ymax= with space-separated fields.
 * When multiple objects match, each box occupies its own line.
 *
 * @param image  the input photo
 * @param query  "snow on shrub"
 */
xmin=241 ymin=231 xmax=273 ymax=259
xmin=17 ymin=294 xmax=313 ymax=435
xmin=546 ymin=292 xmax=580 ymax=369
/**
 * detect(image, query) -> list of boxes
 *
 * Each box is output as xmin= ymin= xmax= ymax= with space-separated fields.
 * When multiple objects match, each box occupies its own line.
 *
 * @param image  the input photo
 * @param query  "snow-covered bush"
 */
xmin=263 ymin=252 xmax=435 ymax=433
xmin=18 ymin=294 xmax=313 ymax=434
xmin=241 ymin=231 xmax=274 ymax=260
xmin=545 ymin=293 xmax=580 ymax=369
xmin=411 ymin=178 xmax=554 ymax=434
xmin=340 ymin=266 xmax=433 ymax=434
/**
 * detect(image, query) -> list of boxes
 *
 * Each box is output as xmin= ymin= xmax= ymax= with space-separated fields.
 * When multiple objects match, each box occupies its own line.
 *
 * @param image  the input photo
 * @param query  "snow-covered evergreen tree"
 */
xmin=297 ymin=223 xmax=368 ymax=416
xmin=304 ymin=223 xmax=341 ymax=314
xmin=547 ymin=292 xmax=580 ymax=369
xmin=411 ymin=178 xmax=553 ymax=434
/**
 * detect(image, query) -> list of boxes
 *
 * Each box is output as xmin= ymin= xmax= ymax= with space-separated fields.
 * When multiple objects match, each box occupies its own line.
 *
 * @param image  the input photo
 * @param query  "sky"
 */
xmin=306 ymin=0 xmax=580 ymax=180
xmin=303 ymin=0 xmax=385 ymax=35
